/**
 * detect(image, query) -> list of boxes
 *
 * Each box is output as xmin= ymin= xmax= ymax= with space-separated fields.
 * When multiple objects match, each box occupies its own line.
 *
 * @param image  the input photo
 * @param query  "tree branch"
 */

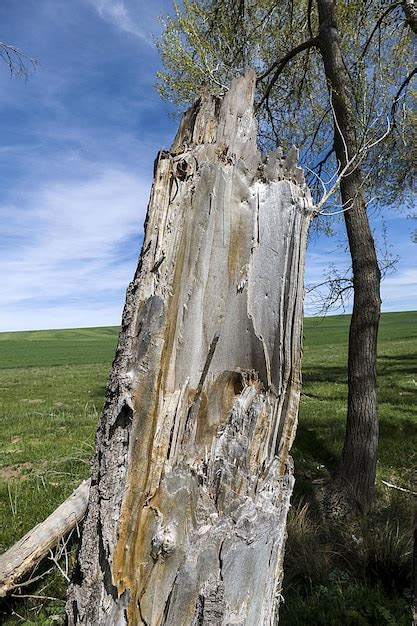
xmin=307 ymin=0 xmax=314 ymax=38
xmin=360 ymin=2 xmax=401 ymax=59
xmin=314 ymin=146 xmax=335 ymax=175
xmin=382 ymin=479 xmax=417 ymax=496
xmin=308 ymin=106 xmax=331 ymax=151
xmin=256 ymin=37 xmax=319 ymax=109
xmin=391 ymin=67 xmax=417 ymax=120
xmin=0 ymin=42 xmax=37 ymax=78
xmin=313 ymin=105 xmax=392 ymax=214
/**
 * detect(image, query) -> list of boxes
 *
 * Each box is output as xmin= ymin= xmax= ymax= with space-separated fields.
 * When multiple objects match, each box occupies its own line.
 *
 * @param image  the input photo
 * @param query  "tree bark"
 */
xmin=66 ymin=71 xmax=313 ymax=625
xmin=403 ymin=0 xmax=417 ymax=34
xmin=317 ymin=0 xmax=381 ymax=514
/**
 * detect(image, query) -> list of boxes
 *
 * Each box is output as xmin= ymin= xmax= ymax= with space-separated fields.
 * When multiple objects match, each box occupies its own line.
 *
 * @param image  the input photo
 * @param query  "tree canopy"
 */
xmin=157 ymin=0 xmax=415 ymax=210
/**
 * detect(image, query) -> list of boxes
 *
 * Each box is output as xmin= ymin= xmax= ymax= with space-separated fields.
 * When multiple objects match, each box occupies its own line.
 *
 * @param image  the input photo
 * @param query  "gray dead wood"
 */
xmin=66 ymin=70 xmax=314 ymax=625
xmin=0 ymin=479 xmax=90 ymax=597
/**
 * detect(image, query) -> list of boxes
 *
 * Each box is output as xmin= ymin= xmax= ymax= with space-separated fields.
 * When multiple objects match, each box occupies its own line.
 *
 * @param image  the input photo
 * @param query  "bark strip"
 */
xmin=66 ymin=71 xmax=313 ymax=625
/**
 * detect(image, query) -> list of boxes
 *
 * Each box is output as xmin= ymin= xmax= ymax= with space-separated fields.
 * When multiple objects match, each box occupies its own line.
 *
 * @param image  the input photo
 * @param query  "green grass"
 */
xmin=294 ymin=311 xmax=417 ymax=490
xmin=0 ymin=312 xmax=416 ymax=624
xmin=281 ymin=310 xmax=417 ymax=625
xmin=0 ymin=326 xmax=119 ymax=369
xmin=0 ymin=327 xmax=119 ymax=554
xmin=0 ymin=327 xmax=119 ymax=624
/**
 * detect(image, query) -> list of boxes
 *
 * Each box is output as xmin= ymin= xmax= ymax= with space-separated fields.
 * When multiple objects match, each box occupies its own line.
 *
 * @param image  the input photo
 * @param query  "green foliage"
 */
xmin=281 ymin=581 xmax=409 ymax=626
xmin=157 ymin=0 xmax=415 ymax=209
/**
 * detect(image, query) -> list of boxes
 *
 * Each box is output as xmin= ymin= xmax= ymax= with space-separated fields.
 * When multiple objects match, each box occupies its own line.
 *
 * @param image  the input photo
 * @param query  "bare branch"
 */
xmin=48 ymin=547 xmax=70 ymax=583
xmin=307 ymin=0 xmax=314 ymax=38
xmin=0 ymin=42 xmax=37 ymax=78
xmin=330 ymin=96 xmax=349 ymax=165
xmin=391 ymin=67 xmax=417 ymax=120
xmin=256 ymin=37 xmax=319 ymax=109
xmin=306 ymin=228 xmax=398 ymax=315
xmin=360 ymin=2 xmax=401 ymax=59
xmin=382 ymin=479 xmax=417 ymax=496
xmin=313 ymin=146 xmax=335 ymax=176
xmin=306 ymin=265 xmax=354 ymax=315
xmin=304 ymin=164 xmax=327 ymax=197
xmin=314 ymin=111 xmax=391 ymax=213
xmin=10 ymin=593 xmax=64 ymax=602
xmin=308 ymin=106 xmax=331 ymax=151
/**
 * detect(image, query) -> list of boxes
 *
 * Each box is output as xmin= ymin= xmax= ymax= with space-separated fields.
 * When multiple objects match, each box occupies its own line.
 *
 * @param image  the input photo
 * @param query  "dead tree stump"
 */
xmin=66 ymin=70 xmax=314 ymax=625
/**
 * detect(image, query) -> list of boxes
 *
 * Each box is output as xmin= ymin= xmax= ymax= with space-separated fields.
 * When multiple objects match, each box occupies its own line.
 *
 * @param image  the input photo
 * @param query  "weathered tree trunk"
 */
xmin=317 ymin=0 xmax=381 ymax=515
xmin=66 ymin=71 xmax=313 ymax=625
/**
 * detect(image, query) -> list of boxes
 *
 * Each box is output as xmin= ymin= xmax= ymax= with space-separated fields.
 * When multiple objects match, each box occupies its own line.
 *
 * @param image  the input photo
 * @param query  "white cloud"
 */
xmin=0 ymin=166 xmax=151 ymax=331
xmin=304 ymin=247 xmax=417 ymax=317
xmin=87 ymin=0 xmax=154 ymax=45
xmin=0 ymin=302 xmax=123 ymax=333
xmin=2 ymin=167 xmax=415 ymax=332
xmin=381 ymin=268 xmax=417 ymax=312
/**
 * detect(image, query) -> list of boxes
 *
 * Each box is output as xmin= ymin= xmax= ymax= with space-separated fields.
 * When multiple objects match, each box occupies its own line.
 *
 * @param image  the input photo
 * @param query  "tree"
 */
xmin=156 ymin=0 xmax=415 ymax=514
xmin=66 ymin=73 xmax=314 ymax=624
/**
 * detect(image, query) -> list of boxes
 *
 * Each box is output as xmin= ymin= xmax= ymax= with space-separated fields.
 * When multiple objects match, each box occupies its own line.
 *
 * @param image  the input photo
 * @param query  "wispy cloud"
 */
xmin=304 ymin=234 xmax=417 ymax=316
xmin=87 ymin=0 xmax=155 ymax=45
xmin=0 ymin=164 xmax=150 ymax=330
xmin=0 ymin=0 xmax=414 ymax=333
xmin=381 ymin=268 xmax=417 ymax=312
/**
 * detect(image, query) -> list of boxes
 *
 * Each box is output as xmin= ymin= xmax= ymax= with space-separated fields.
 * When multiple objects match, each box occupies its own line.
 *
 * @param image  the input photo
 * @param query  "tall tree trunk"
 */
xmin=317 ymin=0 xmax=381 ymax=514
xmin=66 ymin=71 xmax=313 ymax=625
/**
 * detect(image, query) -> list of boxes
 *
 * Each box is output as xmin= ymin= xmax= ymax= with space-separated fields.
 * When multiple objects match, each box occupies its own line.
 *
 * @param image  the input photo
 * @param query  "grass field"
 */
xmin=0 ymin=312 xmax=416 ymax=624
xmin=282 ymin=311 xmax=417 ymax=625
xmin=0 ymin=327 xmax=119 ymax=555
xmin=295 ymin=311 xmax=416 ymax=492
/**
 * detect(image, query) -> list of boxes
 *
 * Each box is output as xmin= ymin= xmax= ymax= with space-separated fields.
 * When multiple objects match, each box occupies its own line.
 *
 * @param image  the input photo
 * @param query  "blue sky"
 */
xmin=0 ymin=0 xmax=415 ymax=331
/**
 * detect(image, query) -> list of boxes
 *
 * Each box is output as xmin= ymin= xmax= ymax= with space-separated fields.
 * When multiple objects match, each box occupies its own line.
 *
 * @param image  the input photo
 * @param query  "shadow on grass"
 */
xmin=378 ymin=355 xmax=417 ymax=376
xmin=92 ymin=386 xmax=107 ymax=399
xmin=302 ymin=354 xmax=416 ymax=407
xmin=295 ymin=350 xmax=417 ymax=489
xmin=303 ymin=365 xmax=347 ymax=386
xmin=293 ymin=421 xmax=340 ymax=473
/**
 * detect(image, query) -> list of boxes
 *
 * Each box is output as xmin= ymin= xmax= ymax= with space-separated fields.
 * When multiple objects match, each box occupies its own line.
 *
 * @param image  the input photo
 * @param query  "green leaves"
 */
xmin=156 ymin=0 xmax=414 ymax=209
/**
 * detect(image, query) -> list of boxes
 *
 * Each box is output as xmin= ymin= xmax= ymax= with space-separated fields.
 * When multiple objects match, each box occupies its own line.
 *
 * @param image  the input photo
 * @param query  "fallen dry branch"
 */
xmin=0 ymin=479 xmax=90 ymax=597
xmin=381 ymin=479 xmax=417 ymax=497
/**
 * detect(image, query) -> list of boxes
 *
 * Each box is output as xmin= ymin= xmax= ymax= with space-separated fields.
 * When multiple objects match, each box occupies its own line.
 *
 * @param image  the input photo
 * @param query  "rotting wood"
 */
xmin=0 ymin=479 xmax=90 ymax=597
xmin=66 ymin=70 xmax=314 ymax=625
